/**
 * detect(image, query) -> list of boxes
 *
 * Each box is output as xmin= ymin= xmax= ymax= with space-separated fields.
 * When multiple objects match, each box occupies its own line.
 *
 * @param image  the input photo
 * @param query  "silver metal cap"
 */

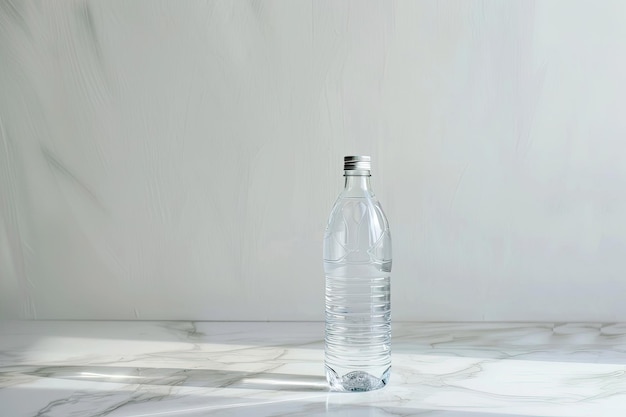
xmin=344 ymin=155 xmax=371 ymax=171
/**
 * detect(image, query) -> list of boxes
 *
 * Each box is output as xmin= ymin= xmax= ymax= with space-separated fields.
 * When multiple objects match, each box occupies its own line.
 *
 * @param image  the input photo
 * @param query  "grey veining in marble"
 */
xmin=1 ymin=321 xmax=626 ymax=416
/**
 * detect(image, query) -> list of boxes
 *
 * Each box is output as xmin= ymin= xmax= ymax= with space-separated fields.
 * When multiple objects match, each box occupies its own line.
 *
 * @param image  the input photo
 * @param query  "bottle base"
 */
xmin=325 ymin=365 xmax=390 ymax=392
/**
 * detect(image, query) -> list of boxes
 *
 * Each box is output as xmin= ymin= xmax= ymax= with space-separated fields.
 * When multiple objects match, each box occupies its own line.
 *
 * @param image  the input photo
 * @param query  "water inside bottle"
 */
xmin=324 ymin=262 xmax=391 ymax=391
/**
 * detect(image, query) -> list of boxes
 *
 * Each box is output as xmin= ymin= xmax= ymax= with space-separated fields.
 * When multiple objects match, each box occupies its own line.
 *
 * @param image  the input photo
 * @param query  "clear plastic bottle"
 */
xmin=324 ymin=155 xmax=392 ymax=392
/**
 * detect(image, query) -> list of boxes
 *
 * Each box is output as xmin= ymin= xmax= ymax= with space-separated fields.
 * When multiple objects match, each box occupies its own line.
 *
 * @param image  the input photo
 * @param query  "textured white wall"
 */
xmin=2 ymin=1 xmax=626 ymax=321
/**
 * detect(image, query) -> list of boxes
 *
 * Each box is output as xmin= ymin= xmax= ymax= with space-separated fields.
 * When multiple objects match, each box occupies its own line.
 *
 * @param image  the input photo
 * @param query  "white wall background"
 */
xmin=2 ymin=1 xmax=626 ymax=321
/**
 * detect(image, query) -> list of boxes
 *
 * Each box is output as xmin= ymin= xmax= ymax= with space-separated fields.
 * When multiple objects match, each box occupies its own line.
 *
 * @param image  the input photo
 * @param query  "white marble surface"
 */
xmin=1 ymin=321 xmax=626 ymax=416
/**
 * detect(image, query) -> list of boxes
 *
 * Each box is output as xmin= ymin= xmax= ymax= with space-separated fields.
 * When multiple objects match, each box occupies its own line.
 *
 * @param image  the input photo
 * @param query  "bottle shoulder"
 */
xmin=328 ymin=195 xmax=389 ymax=224
xmin=324 ymin=194 xmax=392 ymax=266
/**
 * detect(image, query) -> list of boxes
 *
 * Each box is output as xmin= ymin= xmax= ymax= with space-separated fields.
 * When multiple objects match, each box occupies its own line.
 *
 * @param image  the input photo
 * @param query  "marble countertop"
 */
xmin=1 ymin=321 xmax=626 ymax=416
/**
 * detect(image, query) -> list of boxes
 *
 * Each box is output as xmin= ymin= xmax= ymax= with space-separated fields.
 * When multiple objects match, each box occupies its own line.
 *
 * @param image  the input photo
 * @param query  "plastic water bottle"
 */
xmin=324 ymin=155 xmax=392 ymax=392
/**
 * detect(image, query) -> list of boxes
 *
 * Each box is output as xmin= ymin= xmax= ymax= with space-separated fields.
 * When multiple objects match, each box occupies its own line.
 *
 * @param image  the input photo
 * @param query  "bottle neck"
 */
xmin=343 ymin=171 xmax=374 ymax=197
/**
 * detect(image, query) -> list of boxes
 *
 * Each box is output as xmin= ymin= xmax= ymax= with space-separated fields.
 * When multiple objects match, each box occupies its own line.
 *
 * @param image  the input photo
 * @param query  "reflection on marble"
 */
xmin=2 ymin=321 xmax=626 ymax=416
